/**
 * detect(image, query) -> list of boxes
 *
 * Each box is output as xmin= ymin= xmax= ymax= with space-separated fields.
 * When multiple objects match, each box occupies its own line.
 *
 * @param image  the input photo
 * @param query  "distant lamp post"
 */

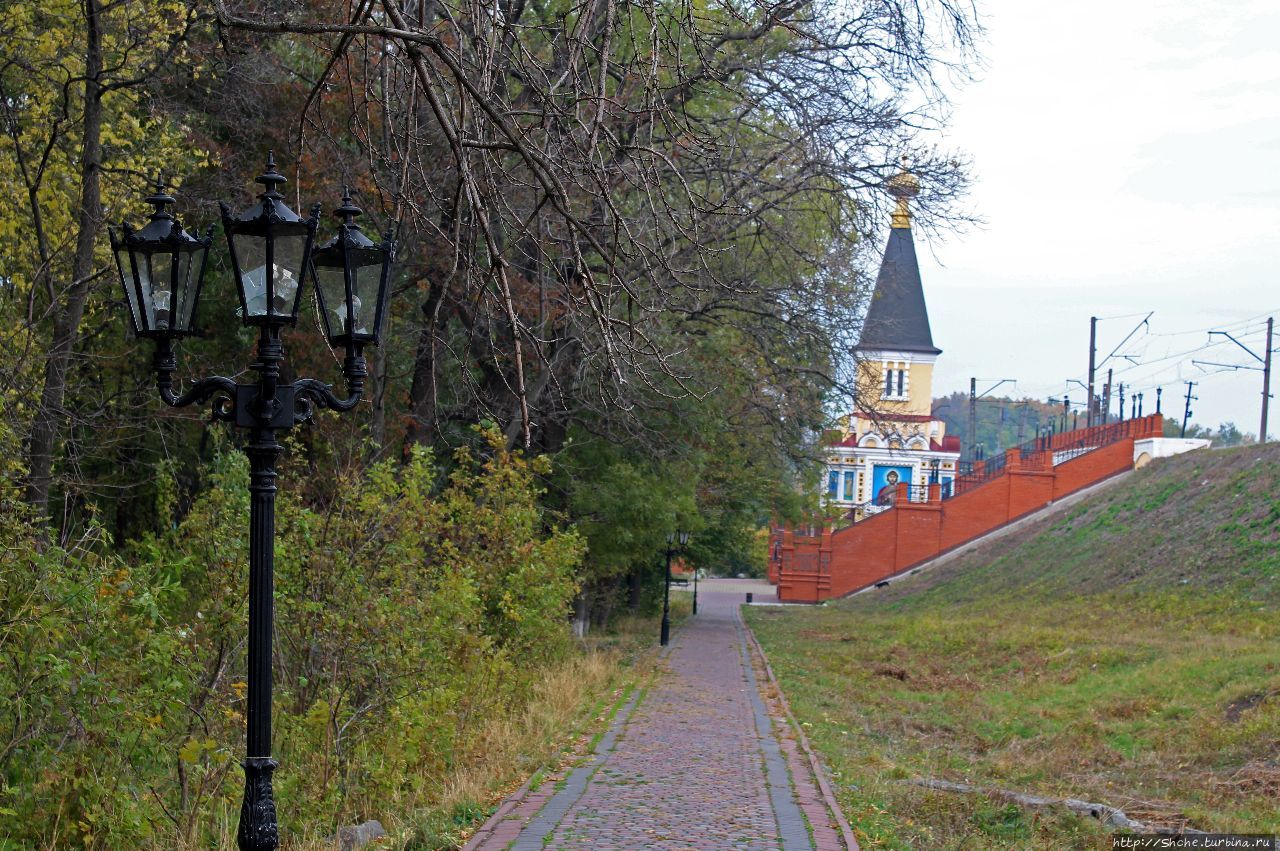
xmin=691 ymin=558 xmax=700 ymax=616
xmin=112 ymin=158 xmax=395 ymax=851
xmin=660 ymin=530 xmax=690 ymax=646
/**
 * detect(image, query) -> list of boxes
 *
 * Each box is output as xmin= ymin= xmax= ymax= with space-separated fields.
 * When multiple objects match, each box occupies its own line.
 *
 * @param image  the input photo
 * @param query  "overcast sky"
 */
xmin=913 ymin=0 xmax=1280 ymax=437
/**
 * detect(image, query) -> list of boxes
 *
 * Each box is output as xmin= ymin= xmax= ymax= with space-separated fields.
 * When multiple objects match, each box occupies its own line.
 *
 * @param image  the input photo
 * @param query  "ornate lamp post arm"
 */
xmin=293 ymin=346 xmax=369 ymax=418
xmin=152 ymin=338 xmax=237 ymax=415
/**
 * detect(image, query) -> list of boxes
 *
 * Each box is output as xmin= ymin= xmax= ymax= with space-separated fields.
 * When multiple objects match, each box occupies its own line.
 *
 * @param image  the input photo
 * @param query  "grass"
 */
xmin=747 ymin=444 xmax=1280 ymax=849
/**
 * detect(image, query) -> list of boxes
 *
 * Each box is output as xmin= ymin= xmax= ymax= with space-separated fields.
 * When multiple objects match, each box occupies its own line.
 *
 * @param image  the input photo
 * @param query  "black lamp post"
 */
xmin=660 ymin=530 xmax=689 ymax=646
xmin=110 ymin=156 xmax=394 ymax=851
xmin=691 ymin=558 xmax=699 ymax=616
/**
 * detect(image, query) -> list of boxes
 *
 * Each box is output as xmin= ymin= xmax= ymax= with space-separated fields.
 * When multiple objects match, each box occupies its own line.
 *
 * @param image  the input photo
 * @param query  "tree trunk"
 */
xmin=571 ymin=593 xmax=589 ymax=638
xmin=627 ymin=570 xmax=641 ymax=612
xmin=24 ymin=0 xmax=104 ymax=512
xmin=404 ymin=279 xmax=447 ymax=451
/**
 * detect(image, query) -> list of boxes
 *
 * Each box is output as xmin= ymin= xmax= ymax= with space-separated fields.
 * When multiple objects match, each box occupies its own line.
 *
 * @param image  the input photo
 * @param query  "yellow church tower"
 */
xmin=824 ymin=169 xmax=960 ymax=511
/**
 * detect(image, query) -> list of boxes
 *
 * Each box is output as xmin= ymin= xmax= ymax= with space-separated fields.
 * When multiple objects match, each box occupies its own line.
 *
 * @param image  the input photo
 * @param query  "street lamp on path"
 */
xmin=110 ymin=157 xmax=395 ymax=851
xmin=659 ymin=530 xmax=690 ymax=646
xmin=692 ymin=559 xmax=699 ymax=616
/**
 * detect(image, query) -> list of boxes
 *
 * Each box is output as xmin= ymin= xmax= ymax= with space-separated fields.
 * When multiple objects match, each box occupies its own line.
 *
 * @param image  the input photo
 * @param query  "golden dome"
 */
xmin=886 ymin=170 xmax=920 ymax=199
xmin=887 ymin=166 xmax=918 ymax=228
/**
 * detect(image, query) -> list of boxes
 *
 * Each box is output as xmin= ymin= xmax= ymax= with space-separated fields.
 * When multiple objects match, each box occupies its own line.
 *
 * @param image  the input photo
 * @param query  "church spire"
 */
xmin=854 ymin=165 xmax=940 ymax=355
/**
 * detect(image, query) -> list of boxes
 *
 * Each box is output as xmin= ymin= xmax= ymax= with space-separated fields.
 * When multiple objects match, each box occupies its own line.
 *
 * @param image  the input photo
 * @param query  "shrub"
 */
xmin=0 ymin=427 xmax=582 ymax=846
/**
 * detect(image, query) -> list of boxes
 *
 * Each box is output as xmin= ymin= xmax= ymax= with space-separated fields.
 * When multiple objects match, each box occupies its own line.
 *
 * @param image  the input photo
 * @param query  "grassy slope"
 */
xmin=748 ymin=444 xmax=1280 ymax=849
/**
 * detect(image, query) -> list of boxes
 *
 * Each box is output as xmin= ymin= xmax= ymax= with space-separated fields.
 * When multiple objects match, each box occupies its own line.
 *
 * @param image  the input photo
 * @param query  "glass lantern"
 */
xmin=309 ymin=187 xmax=393 ymax=348
xmin=109 ymin=180 xmax=211 ymax=338
xmin=220 ymin=152 xmax=318 ymax=325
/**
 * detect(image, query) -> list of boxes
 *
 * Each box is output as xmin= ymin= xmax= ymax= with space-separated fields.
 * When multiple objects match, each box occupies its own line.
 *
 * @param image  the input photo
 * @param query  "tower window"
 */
xmin=883 ymin=365 xmax=907 ymax=399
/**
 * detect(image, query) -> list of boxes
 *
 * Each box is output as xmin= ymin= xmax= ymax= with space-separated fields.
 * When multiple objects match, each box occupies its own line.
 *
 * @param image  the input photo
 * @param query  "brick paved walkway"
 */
xmin=466 ymin=579 xmax=850 ymax=851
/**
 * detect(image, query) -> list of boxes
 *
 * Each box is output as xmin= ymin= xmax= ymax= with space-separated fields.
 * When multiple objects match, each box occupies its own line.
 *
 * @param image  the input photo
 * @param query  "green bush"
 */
xmin=0 ymin=428 xmax=582 ymax=847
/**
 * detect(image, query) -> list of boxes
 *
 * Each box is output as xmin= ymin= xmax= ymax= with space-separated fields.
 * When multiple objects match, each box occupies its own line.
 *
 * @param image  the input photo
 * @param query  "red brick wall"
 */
xmin=825 ymin=506 xmax=898 ymax=597
xmin=895 ymin=500 xmax=942 ymax=571
xmin=776 ymin=415 xmax=1164 ymax=602
xmin=1052 ymin=439 xmax=1136 ymax=499
xmin=939 ymin=475 xmax=1010 ymax=552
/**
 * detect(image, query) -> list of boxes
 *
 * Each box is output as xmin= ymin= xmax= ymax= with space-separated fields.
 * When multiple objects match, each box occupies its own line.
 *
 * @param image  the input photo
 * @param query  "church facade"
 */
xmin=824 ymin=172 xmax=961 ymax=515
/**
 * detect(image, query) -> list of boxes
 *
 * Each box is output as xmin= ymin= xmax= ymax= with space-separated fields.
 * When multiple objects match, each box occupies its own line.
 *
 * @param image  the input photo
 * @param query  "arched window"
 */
xmin=882 ymin=363 xmax=907 ymax=399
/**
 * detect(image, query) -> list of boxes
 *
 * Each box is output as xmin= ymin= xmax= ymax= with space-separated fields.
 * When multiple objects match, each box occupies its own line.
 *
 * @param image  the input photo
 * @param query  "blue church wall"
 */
xmin=828 ymin=470 xmax=840 ymax=498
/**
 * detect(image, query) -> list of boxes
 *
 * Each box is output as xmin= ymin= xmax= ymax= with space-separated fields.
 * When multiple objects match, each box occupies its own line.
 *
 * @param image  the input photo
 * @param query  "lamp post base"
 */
xmin=237 ymin=757 xmax=280 ymax=851
xmin=660 ymin=613 xmax=670 ymax=646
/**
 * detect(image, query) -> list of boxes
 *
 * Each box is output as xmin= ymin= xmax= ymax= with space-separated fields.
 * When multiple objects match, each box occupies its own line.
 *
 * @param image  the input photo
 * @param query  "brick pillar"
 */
xmin=818 ymin=525 xmax=833 ymax=597
xmin=893 ymin=487 xmax=942 ymax=570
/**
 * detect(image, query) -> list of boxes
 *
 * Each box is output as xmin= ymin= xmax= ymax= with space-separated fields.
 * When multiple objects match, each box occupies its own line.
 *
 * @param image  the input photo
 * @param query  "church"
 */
xmin=824 ymin=171 xmax=961 ymax=515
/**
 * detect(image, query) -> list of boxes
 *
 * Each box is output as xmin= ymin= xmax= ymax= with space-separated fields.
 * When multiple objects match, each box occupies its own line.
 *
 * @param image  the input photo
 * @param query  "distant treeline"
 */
xmin=932 ymin=393 xmax=1255 ymax=455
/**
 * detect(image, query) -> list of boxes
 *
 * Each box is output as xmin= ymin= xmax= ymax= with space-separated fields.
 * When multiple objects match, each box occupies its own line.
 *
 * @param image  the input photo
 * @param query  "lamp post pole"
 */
xmin=241 ymin=336 xmax=285 ymax=849
xmin=659 ymin=531 xmax=689 ymax=646
xmin=692 ymin=564 xmax=699 ymax=616
xmin=660 ymin=538 xmax=673 ymax=646
xmin=111 ymin=161 xmax=394 ymax=851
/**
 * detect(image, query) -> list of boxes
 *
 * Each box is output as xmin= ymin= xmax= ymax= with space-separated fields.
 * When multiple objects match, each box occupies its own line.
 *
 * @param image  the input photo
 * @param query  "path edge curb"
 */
xmin=462 ymin=622 xmax=681 ymax=851
xmin=744 ymin=619 xmax=861 ymax=851
xmin=460 ymin=772 xmax=536 ymax=850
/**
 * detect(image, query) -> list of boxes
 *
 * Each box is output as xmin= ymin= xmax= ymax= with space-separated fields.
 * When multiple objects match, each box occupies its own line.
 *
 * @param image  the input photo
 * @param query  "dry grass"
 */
xmin=164 ymin=607 xmax=675 ymax=851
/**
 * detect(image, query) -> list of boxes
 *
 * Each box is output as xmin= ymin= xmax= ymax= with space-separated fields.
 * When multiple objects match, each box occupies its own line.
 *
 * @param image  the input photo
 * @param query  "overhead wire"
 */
xmin=948 ymin=311 xmax=1277 ymax=423
xmin=993 ymin=311 xmax=1277 ymax=414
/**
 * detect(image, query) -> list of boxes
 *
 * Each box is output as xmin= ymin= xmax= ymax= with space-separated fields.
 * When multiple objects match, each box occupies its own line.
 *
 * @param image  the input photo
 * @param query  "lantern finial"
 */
xmin=255 ymin=151 xmax=287 ymax=200
xmin=144 ymin=178 xmax=176 ymax=222
xmin=334 ymin=186 xmax=362 ymax=227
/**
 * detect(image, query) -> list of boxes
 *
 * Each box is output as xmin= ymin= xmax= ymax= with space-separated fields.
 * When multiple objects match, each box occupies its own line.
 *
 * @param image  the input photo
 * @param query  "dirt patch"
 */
xmin=1112 ymin=797 xmax=1195 ymax=832
xmin=1220 ymin=762 xmax=1280 ymax=799
xmin=871 ymin=663 xmax=909 ymax=681
xmin=1224 ymin=689 xmax=1277 ymax=723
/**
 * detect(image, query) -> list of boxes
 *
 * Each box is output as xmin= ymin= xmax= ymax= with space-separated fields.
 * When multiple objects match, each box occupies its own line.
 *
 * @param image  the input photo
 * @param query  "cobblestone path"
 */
xmin=466 ymin=579 xmax=849 ymax=851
